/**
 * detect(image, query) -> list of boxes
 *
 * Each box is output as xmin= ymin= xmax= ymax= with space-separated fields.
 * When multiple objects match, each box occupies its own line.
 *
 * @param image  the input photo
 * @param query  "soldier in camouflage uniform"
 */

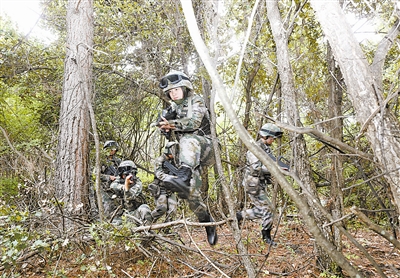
xmin=148 ymin=142 xmax=178 ymax=223
xmin=156 ymin=70 xmax=218 ymax=245
xmin=96 ymin=140 xmax=122 ymax=220
xmin=109 ymin=160 xmax=152 ymax=225
xmin=237 ymin=123 xmax=287 ymax=246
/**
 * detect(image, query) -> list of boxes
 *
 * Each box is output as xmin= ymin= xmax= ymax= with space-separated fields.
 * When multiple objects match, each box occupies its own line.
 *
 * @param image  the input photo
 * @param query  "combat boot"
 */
xmin=163 ymin=165 xmax=192 ymax=199
xmin=163 ymin=175 xmax=190 ymax=199
xmin=199 ymin=212 xmax=218 ymax=245
xmin=262 ymin=229 xmax=276 ymax=246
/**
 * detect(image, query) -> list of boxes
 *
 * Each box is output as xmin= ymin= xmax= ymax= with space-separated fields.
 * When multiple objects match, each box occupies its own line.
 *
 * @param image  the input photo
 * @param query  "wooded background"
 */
xmin=1 ymin=0 xmax=400 ymax=277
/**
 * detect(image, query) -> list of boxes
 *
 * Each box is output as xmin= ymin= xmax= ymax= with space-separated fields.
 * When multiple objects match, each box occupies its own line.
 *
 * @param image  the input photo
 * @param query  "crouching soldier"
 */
xmin=109 ymin=160 xmax=152 ymax=225
xmin=91 ymin=140 xmax=121 ymax=220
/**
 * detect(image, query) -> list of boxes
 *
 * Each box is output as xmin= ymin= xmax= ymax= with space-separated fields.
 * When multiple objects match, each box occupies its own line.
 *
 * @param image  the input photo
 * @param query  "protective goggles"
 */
xmin=159 ymin=74 xmax=190 ymax=89
xmin=118 ymin=166 xmax=136 ymax=175
xmin=261 ymin=129 xmax=283 ymax=138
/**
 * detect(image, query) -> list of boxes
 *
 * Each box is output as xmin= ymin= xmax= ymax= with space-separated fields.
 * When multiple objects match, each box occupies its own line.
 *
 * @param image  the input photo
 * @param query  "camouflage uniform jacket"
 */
xmin=169 ymin=93 xmax=211 ymax=137
xmin=246 ymin=139 xmax=272 ymax=179
xmin=110 ymin=177 xmax=146 ymax=212
xmin=100 ymin=155 xmax=121 ymax=183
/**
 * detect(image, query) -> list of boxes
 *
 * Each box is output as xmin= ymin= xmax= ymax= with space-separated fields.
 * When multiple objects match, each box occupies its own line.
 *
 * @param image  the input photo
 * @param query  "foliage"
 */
xmin=0 ymin=177 xmax=20 ymax=200
xmin=0 ymin=210 xmax=51 ymax=273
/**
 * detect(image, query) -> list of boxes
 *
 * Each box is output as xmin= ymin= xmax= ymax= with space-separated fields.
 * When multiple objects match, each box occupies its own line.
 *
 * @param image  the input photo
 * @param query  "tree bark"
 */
xmin=327 ymin=42 xmax=345 ymax=275
xmin=54 ymin=0 xmax=94 ymax=232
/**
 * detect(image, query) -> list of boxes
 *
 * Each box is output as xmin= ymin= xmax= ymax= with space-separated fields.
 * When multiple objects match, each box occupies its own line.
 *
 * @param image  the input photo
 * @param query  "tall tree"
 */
xmin=54 ymin=0 xmax=94 ymax=231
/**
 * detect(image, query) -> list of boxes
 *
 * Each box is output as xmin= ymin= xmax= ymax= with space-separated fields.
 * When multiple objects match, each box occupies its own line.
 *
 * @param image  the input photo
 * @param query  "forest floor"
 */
xmin=7 ymin=218 xmax=400 ymax=278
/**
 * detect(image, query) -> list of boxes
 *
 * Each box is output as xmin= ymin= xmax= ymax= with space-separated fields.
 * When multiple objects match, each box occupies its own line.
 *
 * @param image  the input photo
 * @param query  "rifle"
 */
xmin=151 ymin=106 xmax=177 ymax=127
xmin=267 ymin=153 xmax=290 ymax=170
xmin=163 ymin=160 xmax=180 ymax=176
xmin=103 ymin=162 xmax=118 ymax=176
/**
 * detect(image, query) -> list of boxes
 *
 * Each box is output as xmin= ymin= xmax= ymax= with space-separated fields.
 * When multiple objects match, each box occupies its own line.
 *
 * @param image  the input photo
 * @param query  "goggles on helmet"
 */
xmin=260 ymin=129 xmax=283 ymax=138
xmin=159 ymin=74 xmax=190 ymax=89
xmin=118 ymin=166 xmax=136 ymax=176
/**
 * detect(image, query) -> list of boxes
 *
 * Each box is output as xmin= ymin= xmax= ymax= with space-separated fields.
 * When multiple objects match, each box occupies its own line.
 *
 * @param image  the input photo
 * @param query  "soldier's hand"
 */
xmin=109 ymin=175 xmax=116 ymax=181
xmin=124 ymin=175 xmax=134 ymax=191
xmin=159 ymin=116 xmax=176 ymax=132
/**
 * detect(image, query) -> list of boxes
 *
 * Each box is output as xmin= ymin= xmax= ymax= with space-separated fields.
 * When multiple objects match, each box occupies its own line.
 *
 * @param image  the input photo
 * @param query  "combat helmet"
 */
xmin=159 ymin=70 xmax=193 ymax=96
xmin=259 ymin=123 xmax=283 ymax=138
xmin=117 ymin=160 xmax=137 ymax=177
xmin=103 ymin=140 xmax=119 ymax=151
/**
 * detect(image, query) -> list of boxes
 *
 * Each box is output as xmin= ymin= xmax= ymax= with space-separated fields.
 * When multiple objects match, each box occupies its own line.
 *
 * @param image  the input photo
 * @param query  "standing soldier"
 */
xmin=148 ymin=141 xmax=179 ymax=223
xmin=109 ymin=160 xmax=152 ymax=225
xmin=100 ymin=140 xmax=121 ymax=220
xmin=237 ymin=123 xmax=288 ymax=246
xmin=156 ymin=70 xmax=217 ymax=245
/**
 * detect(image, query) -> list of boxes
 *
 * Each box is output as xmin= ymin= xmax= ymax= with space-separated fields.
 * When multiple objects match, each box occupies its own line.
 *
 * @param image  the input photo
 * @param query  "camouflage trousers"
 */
xmin=178 ymin=134 xmax=215 ymax=221
xmin=240 ymin=174 xmax=274 ymax=231
xmin=178 ymin=134 xmax=215 ymax=168
xmin=100 ymin=187 xmax=152 ymax=225
xmin=101 ymin=185 xmax=119 ymax=220
xmin=125 ymin=204 xmax=152 ymax=225
xmin=149 ymin=183 xmax=178 ymax=222
xmin=188 ymin=176 xmax=208 ymax=221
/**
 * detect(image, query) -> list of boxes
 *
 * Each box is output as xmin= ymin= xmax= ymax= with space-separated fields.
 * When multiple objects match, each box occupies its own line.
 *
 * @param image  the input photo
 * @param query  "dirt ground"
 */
xmin=9 ymin=217 xmax=400 ymax=278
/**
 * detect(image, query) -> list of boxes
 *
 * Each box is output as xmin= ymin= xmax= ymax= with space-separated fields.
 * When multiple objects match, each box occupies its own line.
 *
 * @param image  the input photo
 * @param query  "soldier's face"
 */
xmin=261 ymin=136 xmax=275 ymax=145
xmin=168 ymin=87 xmax=184 ymax=101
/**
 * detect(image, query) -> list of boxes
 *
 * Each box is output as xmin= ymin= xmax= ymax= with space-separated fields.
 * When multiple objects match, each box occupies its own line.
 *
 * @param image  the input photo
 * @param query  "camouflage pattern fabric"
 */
xmin=246 ymin=139 xmax=272 ymax=177
xmin=239 ymin=139 xmax=275 ymax=231
xmin=109 ymin=176 xmax=152 ymax=224
xmin=148 ymin=179 xmax=177 ymax=222
xmin=101 ymin=190 xmax=119 ymax=220
xmin=150 ymin=154 xmax=178 ymax=222
xmin=170 ymin=94 xmax=211 ymax=135
xmin=179 ymin=134 xmax=214 ymax=168
xmin=180 ymin=135 xmax=215 ymax=223
xmin=100 ymin=154 xmax=121 ymax=217
xmin=100 ymin=155 xmax=121 ymax=183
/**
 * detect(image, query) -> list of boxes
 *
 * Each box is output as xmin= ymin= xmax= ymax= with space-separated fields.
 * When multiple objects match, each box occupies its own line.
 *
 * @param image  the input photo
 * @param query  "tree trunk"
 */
xmin=310 ymin=0 xmax=400 ymax=233
xmin=326 ymin=42 xmax=345 ymax=275
xmin=54 ymin=0 xmax=94 ymax=232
